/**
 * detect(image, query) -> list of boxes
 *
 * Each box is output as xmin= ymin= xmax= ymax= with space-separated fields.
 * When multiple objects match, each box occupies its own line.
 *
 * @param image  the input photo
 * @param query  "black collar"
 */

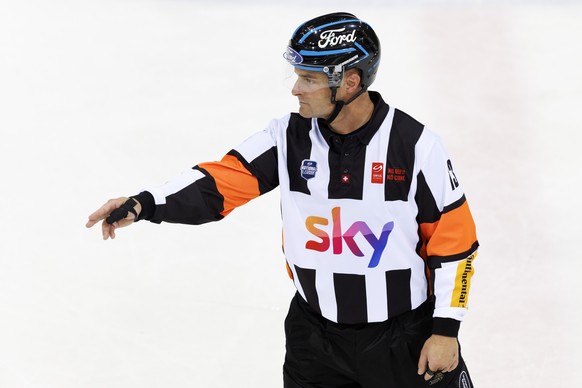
xmin=317 ymin=91 xmax=390 ymax=146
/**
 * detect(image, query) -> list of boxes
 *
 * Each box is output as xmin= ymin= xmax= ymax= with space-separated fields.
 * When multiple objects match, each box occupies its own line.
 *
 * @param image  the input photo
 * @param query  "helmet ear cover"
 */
xmin=323 ymin=62 xmax=363 ymax=109
xmin=322 ymin=54 xmax=358 ymax=87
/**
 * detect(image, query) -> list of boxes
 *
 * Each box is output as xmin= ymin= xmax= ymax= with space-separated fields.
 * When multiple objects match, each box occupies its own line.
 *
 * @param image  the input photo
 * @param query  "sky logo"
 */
xmin=305 ymin=207 xmax=394 ymax=268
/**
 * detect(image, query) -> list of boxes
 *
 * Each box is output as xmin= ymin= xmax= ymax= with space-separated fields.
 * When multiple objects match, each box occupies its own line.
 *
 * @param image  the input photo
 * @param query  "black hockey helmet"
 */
xmin=284 ymin=12 xmax=381 ymax=99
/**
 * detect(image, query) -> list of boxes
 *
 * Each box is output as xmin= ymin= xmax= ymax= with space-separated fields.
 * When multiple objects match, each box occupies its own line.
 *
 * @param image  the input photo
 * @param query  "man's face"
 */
xmin=291 ymin=68 xmax=335 ymax=119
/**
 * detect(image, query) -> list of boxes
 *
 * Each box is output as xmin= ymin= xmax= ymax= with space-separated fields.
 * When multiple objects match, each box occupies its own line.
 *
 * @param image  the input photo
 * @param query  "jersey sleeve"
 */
xmin=415 ymin=131 xmax=479 ymax=336
xmin=136 ymin=123 xmax=280 ymax=225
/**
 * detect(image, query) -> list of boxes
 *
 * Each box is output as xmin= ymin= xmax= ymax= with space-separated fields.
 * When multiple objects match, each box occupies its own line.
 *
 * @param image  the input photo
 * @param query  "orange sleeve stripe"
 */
xmin=420 ymin=200 xmax=477 ymax=258
xmin=198 ymin=155 xmax=261 ymax=217
xmin=419 ymin=222 xmax=438 ymax=243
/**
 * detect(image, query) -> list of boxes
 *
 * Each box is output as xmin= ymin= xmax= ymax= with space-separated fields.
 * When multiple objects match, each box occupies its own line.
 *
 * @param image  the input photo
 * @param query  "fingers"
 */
xmin=86 ymin=198 xmax=127 ymax=228
xmin=86 ymin=197 xmax=133 ymax=240
xmin=419 ymin=358 xmax=458 ymax=381
xmin=419 ymin=360 xmax=446 ymax=383
xmin=100 ymin=217 xmax=136 ymax=240
xmin=425 ymin=370 xmax=445 ymax=385
xmin=101 ymin=220 xmax=116 ymax=240
xmin=418 ymin=348 xmax=437 ymax=381
xmin=422 ymin=365 xmax=439 ymax=382
xmin=424 ymin=368 xmax=433 ymax=382
xmin=417 ymin=349 xmax=428 ymax=376
xmin=105 ymin=197 xmax=139 ymax=225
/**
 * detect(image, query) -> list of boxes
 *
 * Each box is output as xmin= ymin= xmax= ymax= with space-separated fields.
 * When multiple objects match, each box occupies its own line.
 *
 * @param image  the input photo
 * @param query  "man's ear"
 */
xmin=344 ymin=69 xmax=362 ymax=93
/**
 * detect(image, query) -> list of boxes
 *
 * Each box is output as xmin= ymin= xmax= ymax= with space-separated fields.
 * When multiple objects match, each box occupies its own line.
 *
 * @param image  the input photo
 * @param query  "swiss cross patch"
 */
xmin=341 ymin=174 xmax=351 ymax=185
xmin=371 ymin=162 xmax=384 ymax=184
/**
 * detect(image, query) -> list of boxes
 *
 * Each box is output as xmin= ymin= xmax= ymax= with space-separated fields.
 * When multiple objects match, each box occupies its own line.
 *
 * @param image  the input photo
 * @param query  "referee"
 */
xmin=87 ymin=12 xmax=478 ymax=388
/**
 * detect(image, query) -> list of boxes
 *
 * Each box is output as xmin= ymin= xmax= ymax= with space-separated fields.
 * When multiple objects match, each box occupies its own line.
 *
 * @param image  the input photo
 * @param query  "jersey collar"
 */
xmin=317 ymin=91 xmax=389 ymax=146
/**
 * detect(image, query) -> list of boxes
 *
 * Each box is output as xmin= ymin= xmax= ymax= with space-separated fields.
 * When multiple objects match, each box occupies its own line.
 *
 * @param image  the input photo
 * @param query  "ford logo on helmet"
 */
xmin=284 ymin=46 xmax=303 ymax=65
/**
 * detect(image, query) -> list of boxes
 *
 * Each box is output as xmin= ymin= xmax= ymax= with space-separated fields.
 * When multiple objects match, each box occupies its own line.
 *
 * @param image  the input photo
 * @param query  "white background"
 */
xmin=1 ymin=0 xmax=581 ymax=387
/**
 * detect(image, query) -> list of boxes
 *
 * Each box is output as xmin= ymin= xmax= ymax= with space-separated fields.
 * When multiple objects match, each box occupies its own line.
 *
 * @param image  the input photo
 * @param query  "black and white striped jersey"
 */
xmin=137 ymin=92 xmax=478 ymax=334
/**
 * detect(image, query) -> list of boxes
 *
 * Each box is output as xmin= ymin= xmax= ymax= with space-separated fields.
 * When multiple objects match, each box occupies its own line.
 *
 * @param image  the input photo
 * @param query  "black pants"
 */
xmin=283 ymin=293 xmax=473 ymax=388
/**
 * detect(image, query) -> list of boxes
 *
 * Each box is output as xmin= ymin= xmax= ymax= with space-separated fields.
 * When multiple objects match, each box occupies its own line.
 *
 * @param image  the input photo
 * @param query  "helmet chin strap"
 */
xmin=325 ymin=85 xmax=367 ymax=124
xmin=325 ymin=101 xmax=345 ymax=125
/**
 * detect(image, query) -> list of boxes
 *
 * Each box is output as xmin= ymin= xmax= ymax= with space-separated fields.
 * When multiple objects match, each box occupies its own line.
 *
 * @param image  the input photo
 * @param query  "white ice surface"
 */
xmin=1 ymin=1 xmax=581 ymax=387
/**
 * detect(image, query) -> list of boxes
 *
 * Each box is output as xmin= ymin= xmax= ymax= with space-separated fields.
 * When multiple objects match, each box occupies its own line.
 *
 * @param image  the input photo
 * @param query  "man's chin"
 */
xmin=297 ymin=107 xmax=312 ymax=119
xmin=298 ymin=107 xmax=328 ymax=120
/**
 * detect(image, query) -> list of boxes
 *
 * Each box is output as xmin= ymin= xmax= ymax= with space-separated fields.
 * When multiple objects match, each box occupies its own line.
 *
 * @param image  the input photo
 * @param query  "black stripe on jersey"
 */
xmin=385 ymin=109 xmax=424 ymax=201
xmin=334 ymin=273 xmax=367 ymax=324
xmin=415 ymin=171 xmax=441 ymax=224
xmin=286 ymin=113 xmax=314 ymax=195
xmin=294 ymin=265 xmax=322 ymax=315
xmin=413 ymin=172 xmax=434 ymax=269
xmin=328 ymin=135 xmax=367 ymax=200
xmin=163 ymin=166 xmax=224 ymax=224
xmin=227 ymin=148 xmax=279 ymax=195
xmin=429 ymin=241 xmax=480 ymax=268
xmin=386 ymin=269 xmax=412 ymax=318
xmin=443 ymin=194 xmax=466 ymax=214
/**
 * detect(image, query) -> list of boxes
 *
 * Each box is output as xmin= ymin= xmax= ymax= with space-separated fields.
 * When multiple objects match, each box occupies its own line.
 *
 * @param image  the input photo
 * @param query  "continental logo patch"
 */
xmin=451 ymin=252 xmax=477 ymax=308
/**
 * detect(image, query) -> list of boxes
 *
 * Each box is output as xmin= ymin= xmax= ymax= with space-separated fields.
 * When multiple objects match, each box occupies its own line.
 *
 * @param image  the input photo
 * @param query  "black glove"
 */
xmin=105 ymin=198 xmax=139 ymax=225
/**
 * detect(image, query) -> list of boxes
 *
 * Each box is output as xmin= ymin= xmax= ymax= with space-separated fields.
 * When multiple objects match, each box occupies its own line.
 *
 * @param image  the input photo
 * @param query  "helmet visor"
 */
xmin=283 ymin=64 xmax=333 ymax=93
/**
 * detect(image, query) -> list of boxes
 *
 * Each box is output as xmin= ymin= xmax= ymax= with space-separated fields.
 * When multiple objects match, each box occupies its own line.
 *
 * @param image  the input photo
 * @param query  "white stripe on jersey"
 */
xmin=315 ymin=265 xmax=338 ymax=322
xmin=307 ymin=120 xmax=331 ymax=197
xmin=415 ymin=129 xmax=465 ymax=210
xmin=365 ymin=270 xmax=389 ymax=322
xmin=235 ymin=120 xmax=280 ymax=164
xmin=362 ymin=105 xmax=394 ymax=202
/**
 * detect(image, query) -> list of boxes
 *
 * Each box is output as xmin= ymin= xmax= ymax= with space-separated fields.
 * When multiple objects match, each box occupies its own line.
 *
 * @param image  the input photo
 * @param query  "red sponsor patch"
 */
xmin=387 ymin=167 xmax=407 ymax=182
xmin=371 ymin=162 xmax=384 ymax=184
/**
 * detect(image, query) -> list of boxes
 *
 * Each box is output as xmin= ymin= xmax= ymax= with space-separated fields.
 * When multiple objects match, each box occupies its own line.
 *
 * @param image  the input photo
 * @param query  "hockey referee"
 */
xmin=87 ymin=12 xmax=478 ymax=388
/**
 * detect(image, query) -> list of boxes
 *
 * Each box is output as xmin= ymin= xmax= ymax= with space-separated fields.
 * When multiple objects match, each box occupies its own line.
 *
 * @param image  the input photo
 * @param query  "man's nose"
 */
xmin=291 ymin=79 xmax=302 ymax=96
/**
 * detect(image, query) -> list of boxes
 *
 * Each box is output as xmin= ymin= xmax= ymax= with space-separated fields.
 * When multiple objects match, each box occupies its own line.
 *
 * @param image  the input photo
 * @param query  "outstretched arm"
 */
xmin=86 ymin=121 xmax=280 ymax=237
